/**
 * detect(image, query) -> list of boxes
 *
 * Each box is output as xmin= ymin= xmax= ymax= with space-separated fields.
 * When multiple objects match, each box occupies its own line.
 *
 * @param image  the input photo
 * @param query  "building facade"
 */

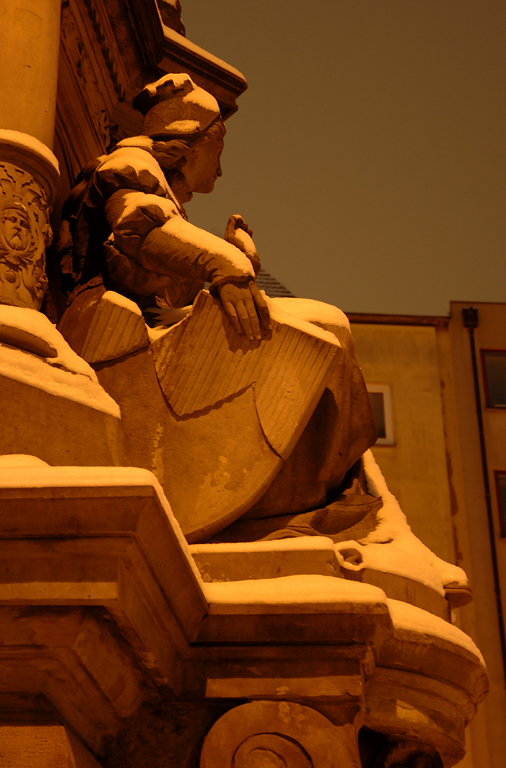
xmin=351 ymin=301 xmax=506 ymax=768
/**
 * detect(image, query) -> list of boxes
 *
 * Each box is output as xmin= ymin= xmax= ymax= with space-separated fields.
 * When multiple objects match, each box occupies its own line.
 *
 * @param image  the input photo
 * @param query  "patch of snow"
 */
xmin=0 ymin=306 xmax=96 ymax=377
xmin=161 ymin=26 xmax=247 ymax=83
xmin=0 ymin=344 xmax=120 ymax=417
xmin=0 ymin=130 xmax=59 ymax=172
xmin=0 ymin=454 xmax=49 ymax=467
xmin=98 ymin=147 xmax=168 ymax=190
xmin=0 ymin=306 xmax=120 ymax=417
xmin=334 ymin=452 xmax=469 ymax=595
xmin=266 ymin=296 xmax=341 ymax=346
xmin=387 ymin=599 xmax=484 ymax=664
xmin=360 ymin=451 xmax=470 ymax=590
xmin=190 ymin=536 xmax=335 ymax=555
xmin=0 ymin=464 xmax=203 ymax=582
xmin=102 ymin=291 xmax=142 ymax=315
xmin=162 ymin=218 xmax=256 ymax=277
xmin=271 ymin=297 xmax=350 ymax=330
xmin=203 ymin=574 xmax=388 ymax=613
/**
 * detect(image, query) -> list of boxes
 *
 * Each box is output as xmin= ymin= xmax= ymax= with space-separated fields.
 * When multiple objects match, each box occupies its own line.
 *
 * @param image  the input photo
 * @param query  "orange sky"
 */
xmin=182 ymin=0 xmax=506 ymax=315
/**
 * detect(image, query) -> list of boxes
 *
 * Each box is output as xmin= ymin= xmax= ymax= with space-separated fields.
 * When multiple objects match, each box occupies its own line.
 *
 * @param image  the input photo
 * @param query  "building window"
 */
xmin=481 ymin=350 xmax=506 ymax=408
xmin=495 ymin=472 xmax=506 ymax=538
xmin=366 ymin=384 xmax=394 ymax=445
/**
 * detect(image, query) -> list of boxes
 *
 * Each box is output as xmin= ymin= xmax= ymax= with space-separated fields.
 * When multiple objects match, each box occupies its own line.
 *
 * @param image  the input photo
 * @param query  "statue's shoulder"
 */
xmin=90 ymin=143 xmax=168 ymax=203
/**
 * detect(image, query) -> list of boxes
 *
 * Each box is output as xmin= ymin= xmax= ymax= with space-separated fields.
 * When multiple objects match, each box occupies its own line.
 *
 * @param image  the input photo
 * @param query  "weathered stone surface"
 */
xmin=190 ymin=536 xmax=340 ymax=582
xmin=0 ymin=307 xmax=122 ymax=466
xmin=58 ymin=288 xmax=150 ymax=363
xmin=152 ymin=291 xmax=338 ymax=456
xmin=0 ymin=725 xmax=102 ymax=768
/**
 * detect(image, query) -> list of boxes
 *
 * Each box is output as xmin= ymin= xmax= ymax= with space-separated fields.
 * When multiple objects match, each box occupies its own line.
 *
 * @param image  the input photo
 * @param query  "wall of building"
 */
xmin=351 ymin=321 xmax=455 ymax=565
xmin=351 ymin=304 xmax=506 ymax=768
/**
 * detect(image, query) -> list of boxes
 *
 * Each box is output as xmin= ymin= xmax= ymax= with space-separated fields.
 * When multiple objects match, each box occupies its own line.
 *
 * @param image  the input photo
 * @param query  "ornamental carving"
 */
xmin=0 ymin=163 xmax=51 ymax=310
xmin=373 ymin=740 xmax=443 ymax=768
xmin=60 ymin=0 xmax=111 ymax=150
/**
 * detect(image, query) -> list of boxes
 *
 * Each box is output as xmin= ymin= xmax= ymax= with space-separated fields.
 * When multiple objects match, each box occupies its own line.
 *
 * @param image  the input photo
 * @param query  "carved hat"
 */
xmin=133 ymin=73 xmax=221 ymax=136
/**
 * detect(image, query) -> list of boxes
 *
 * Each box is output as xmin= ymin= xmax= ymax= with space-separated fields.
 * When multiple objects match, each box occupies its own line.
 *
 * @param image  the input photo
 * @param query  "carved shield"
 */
xmin=146 ymin=291 xmax=340 ymax=540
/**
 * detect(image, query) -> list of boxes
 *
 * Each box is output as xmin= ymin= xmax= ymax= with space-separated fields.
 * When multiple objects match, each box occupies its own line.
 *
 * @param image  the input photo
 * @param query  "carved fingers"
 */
xmin=217 ymin=280 xmax=271 ymax=341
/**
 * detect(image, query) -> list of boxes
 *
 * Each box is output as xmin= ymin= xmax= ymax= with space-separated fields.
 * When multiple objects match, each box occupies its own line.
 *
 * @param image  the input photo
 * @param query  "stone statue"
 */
xmin=57 ymin=73 xmax=376 ymax=534
xmin=56 ymin=73 xmax=470 ymax=606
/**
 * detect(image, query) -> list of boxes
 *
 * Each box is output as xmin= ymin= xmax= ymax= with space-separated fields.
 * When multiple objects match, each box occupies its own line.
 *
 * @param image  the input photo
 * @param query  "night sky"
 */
xmin=181 ymin=0 xmax=505 ymax=316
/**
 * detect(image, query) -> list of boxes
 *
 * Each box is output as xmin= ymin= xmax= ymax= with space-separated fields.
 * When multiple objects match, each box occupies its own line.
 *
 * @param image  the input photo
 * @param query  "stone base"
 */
xmin=0 ymin=466 xmax=488 ymax=767
xmin=0 ymin=725 xmax=101 ymax=768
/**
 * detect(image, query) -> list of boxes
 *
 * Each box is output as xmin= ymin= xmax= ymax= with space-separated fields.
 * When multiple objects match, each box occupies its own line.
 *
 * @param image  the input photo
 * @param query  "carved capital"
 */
xmin=200 ymin=701 xmax=361 ymax=768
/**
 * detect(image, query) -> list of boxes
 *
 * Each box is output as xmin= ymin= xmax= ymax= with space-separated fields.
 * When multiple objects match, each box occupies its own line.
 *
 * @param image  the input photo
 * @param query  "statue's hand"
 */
xmin=225 ymin=214 xmax=261 ymax=276
xmin=217 ymin=280 xmax=271 ymax=341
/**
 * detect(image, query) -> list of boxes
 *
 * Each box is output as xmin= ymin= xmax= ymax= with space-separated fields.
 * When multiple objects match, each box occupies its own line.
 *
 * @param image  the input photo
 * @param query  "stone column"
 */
xmin=0 ymin=0 xmax=61 ymax=310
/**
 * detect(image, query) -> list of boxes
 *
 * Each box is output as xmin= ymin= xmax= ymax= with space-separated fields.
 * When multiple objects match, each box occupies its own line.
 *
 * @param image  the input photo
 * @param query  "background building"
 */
xmin=349 ymin=301 xmax=506 ymax=768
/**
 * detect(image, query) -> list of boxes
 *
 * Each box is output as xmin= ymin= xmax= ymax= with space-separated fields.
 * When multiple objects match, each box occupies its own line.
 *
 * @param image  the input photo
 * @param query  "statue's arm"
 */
xmin=105 ymin=190 xmax=270 ymax=339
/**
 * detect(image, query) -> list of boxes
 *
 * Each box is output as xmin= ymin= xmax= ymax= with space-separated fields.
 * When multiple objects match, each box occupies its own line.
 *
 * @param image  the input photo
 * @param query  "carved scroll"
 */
xmin=200 ymin=701 xmax=361 ymax=768
xmin=0 ymin=162 xmax=51 ymax=309
xmin=373 ymin=740 xmax=443 ymax=768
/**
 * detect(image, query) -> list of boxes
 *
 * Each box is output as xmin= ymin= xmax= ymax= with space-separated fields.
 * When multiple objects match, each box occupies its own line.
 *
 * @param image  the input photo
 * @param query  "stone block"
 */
xmin=190 ymin=536 xmax=341 ymax=582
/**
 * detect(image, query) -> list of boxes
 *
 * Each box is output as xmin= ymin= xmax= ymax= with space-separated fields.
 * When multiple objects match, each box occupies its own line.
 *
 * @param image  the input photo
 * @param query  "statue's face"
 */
xmin=2 ymin=207 xmax=30 ymax=251
xmin=182 ymin=133 xmax=224 ymax=194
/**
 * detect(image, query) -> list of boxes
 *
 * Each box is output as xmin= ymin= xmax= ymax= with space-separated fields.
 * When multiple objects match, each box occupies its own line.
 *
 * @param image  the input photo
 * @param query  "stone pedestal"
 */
xmin=0 ymin=465 xmax=487 ymax=768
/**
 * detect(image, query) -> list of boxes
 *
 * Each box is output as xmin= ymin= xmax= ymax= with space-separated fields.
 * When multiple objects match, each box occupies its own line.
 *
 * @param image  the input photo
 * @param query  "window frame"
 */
xmin=481 ymin=348 xmax=506 ymax=409
xmin=494 ymin=471 xmax=506 ymax=538
xmin=366 ymin=383 xmax=395 ymax=445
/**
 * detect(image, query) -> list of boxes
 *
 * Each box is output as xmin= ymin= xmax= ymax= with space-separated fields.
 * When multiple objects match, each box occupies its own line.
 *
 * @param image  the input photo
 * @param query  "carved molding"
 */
xmin=82 ymin=0 xmax=126 ymax=101
xmin=60 ymin=0 xmax=114 ymax=153
xmin=0 ymin=162 xmax=51 ymax=309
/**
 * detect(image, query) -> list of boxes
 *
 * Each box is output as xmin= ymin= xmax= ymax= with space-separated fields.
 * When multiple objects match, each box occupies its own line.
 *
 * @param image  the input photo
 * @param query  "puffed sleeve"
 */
xmin=86 ymin=147 xmax=167 ymax=207
xmin=103 ymin=187 xmax=255 ymax=292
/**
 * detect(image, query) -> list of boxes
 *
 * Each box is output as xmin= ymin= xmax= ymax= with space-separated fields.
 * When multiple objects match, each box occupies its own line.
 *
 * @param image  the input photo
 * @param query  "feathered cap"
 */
xmin=133 ymin=73 xmax=221 ymax=136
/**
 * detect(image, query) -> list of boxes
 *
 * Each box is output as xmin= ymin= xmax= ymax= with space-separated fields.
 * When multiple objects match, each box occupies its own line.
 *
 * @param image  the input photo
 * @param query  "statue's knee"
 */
xmin=270 ymin=297 xmax=350 ymax=330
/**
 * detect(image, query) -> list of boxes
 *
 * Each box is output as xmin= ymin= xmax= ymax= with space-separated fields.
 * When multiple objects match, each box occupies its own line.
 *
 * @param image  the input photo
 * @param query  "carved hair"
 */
xmin=149 ymin=118 xmax=226 ymax=172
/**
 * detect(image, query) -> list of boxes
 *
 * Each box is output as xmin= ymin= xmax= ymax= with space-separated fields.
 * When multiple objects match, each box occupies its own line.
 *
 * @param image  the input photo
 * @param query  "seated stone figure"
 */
xmin=57 ymin=73 xmax=470 ymax=605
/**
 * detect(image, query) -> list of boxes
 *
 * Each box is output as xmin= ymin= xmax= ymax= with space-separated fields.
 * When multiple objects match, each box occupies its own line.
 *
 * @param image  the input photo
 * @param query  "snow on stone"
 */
xmin=202 ymin=574 xmax=388 ymax=613
xmin=0 ymin=464 xmax=203 ymax=581
xmin=361 ymin=451 xmax=469 ymax=590
xmin=0 ymin=129 xmax=59 ymax=171
xmin=0 ymin=305 xmax=120 ymax=417
xmin=271 ymin=297 xmax=350 ymax=330
xmin=102 ymin=290 xmax=142 ymax=315
xmin=387 ymin=598 xmax=484 ymax=664
xmin=191 ymin=537 xmax=335 ymax=555
xmin=333 ymin=451 xmax=469 ymax=595
xmin=0 ymin=454 xmax=49 ymax=467
xmin=266 ymin=296 xmax=341 ymax=345
xmin=161 ymin=26 xmax=246 ymax=83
